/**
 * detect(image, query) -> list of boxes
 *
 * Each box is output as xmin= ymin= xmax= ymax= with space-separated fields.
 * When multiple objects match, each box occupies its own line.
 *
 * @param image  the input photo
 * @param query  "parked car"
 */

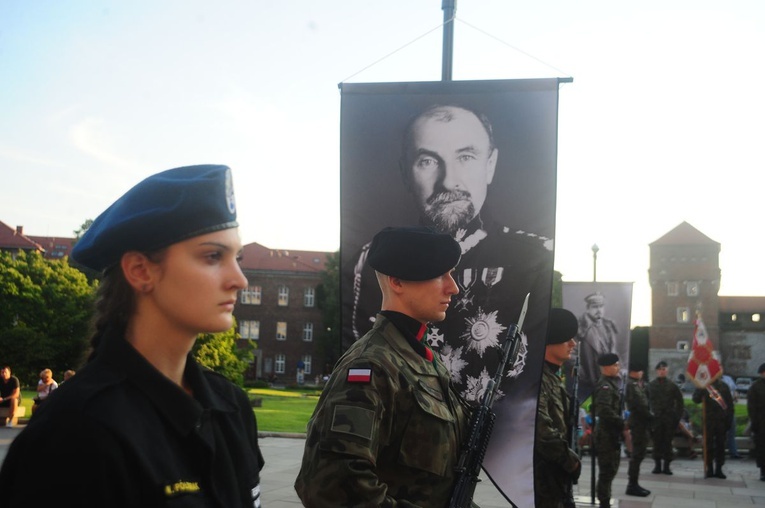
xmin=735 ymin=377 xmax=752 ymax=396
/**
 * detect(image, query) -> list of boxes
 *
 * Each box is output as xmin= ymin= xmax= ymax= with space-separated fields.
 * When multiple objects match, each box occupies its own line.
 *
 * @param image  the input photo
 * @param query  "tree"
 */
xmin=192 ymin=321 xmax=254 ymax=386
xmin=316 ymin=251 xmax=341 ymax=372
xmin=0 ymin=250 xmax=95 ymax=385
xmin=551 ymin=270 xmax=563 ymax=308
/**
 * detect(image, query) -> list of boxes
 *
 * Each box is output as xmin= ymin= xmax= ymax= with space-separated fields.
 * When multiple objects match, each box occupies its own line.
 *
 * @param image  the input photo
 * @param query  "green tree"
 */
xmin=551 ymin=270 xmax=563 ymax=308
xmin=0 ymin=250 xmax=95 ymax=384
xmin=192 ymin=321 xmax=254 ymax=386
xmin=316 ymin=251 xmax=341 ymax=372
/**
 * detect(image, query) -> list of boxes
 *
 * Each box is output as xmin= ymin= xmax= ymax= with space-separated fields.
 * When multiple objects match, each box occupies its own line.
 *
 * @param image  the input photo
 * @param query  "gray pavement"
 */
xmin=2 ymin=426 xmax=765 ymax=507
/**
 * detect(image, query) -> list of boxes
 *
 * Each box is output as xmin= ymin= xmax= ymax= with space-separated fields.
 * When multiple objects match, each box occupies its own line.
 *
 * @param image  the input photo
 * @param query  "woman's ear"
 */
xmin=120 ymin=251 xmax=155 ymax=293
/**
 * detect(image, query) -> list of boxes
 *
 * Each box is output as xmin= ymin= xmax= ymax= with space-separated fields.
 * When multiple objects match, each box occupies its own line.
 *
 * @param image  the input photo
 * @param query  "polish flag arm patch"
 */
xmin=347 ymin=368 xmax=372 ymax=383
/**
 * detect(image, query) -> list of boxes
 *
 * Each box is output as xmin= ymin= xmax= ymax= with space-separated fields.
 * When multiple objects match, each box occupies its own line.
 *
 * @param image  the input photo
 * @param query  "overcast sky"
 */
xmin=2 ymin=0 xmax=764 ymax=327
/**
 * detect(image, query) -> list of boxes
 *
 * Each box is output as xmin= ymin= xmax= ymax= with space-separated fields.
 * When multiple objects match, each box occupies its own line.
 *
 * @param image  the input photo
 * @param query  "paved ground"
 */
xmin=2 ymin=427 xmax=765 ymax=507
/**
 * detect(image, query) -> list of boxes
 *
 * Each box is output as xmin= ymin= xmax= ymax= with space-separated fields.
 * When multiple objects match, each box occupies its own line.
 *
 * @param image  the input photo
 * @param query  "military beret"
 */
xmin=367 ymin=226 xmax=461 ymax=281
xmin=71 ymin=164 xmax=237 ymax=272
xmin=628 ymin=363 xmax=645 ymax=372
xmin=585 ymin=292 xmax=605 ymax=305
xmin=546 ymin=308 xmax=578 ymax=345
xmin=598 ymin=353 xmax=620 ymax=366
xmin=655 ymin=361 xmax=668 ymax=370
xmin=758 ymin=363 xmax=765 ymax=374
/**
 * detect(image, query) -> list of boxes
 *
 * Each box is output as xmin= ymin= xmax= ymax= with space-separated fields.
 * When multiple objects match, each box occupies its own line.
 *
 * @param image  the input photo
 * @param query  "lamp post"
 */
xmin=591 ymin=244 xmax=599 ymax=282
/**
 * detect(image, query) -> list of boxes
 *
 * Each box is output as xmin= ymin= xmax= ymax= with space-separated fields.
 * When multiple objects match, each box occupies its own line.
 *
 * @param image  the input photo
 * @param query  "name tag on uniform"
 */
xmin=347 ymin=368 xmax=372 ymax=383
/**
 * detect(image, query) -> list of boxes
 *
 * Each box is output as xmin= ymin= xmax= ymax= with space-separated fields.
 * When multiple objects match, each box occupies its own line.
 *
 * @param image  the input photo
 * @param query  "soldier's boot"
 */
xmin=652 ymin=459 xmax=662 ymax=474
xmin=599 ymin=499 xmax=611 ymax=508
xmin=662 ymin=460 xmax=673 ymax=475
xmin=714 ymin=463 xmax=727 ymax=479
xmin=759 ymin=467 xmax=765 ymax=481
xmin=625 ymin=483 xmax=651 ymax=497
xmin=705 ymin=462 xmax=714 ymax=478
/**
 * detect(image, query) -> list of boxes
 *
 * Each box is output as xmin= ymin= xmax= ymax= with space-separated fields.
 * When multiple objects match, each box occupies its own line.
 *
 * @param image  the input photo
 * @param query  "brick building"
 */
xmin=235 ymin=242 xmax=331 ymax=384
xmin=648 ymin=222 xmax=764 ymax=379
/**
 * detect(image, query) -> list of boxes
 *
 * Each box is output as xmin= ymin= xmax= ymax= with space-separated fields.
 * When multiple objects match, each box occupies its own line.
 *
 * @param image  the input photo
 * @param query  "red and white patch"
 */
xmin=347 ymin=368 xmax=372 ymax=383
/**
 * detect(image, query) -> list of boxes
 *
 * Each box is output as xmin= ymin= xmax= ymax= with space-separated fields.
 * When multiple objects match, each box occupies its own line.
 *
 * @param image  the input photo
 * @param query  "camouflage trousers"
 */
xmin=596 ymin=437 xmax=621 ymax=503
xmin=628 ymin=423 xmax=649 ymax=483
xmin=651 ymin=420 xmax=676 ymax=461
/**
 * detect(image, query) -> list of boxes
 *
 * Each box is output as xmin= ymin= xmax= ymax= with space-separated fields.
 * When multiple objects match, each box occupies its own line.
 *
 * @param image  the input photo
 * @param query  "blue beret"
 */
xmin=71 ymin=164 xmax=237 ymax=271
xmin=598 ymin=353 xmax=620 ymax=367
xmin=367 ymin=226 xmax=460 ymax=281
xmin=546 ymin=308 xmax=578 ymax=345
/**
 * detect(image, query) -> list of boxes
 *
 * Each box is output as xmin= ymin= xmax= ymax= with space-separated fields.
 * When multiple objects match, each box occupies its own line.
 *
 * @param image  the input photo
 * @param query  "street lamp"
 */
xmin=591 ymin=244 xmax=599 ymax=282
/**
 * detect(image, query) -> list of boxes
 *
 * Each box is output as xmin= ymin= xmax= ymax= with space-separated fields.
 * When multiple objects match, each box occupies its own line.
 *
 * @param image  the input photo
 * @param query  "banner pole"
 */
xmin=702 ymin=397 xmax=708 ymax=474
xmin=441 ymin=0 xmax=456 ymax=81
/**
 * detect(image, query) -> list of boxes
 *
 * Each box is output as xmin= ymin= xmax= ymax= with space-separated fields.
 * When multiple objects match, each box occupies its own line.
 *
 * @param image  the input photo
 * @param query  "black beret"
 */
xmin=367 ymin=226 xmax=461 ymax=281
xmin=546 ymin=308 xmax=578 ymax=345
xmin=655 ymin=361 xmax=668 ymax=370
xmin=628 ymin=363 xmax=645 ymax=372
xmin=598 ymin=353 xmax=620 ymax=366
xmin=758 ymin=363 xmax=765 ymax=374
xmin=71 ymin=164 xmax=237 ymax=271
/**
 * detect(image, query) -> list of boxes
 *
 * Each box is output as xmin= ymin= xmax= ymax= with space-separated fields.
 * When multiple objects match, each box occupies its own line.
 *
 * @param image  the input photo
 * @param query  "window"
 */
xmin=278 ymin=286 xmax=289 ymax=306
xmin=240 ymin=320 xmax=260 ymax=340
xmin=240 ymin=285 xmax=262 ymax=305
xmin=276 ymin=321 xmax=287 ymax=341
xmin=303 ymin=322 xmax=314 ymax=342
xmin=304 ymin=287 xmax=315 ymax=307
xmin=677 ymin=307 xmax=690 ymax=323
xmin=302 ymin=355 xmax=312 ymax=375
xmin=667 ymin=282 xmax=679 ymax=296
xmin=686 ymin=281 xmax=699 ymax=297
xmin=677 ymin=341 xmax=689 ymax=352
xmin=275 ymin=354 xmax=286 ymax=374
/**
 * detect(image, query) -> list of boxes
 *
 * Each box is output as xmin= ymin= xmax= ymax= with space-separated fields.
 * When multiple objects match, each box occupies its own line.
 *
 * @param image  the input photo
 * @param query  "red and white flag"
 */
xmin=686 ymin=315 xmax=722 ymax=388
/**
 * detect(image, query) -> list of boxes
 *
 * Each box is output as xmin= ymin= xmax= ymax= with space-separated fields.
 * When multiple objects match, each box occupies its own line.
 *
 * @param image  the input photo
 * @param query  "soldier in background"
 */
xmin=648 ymin=361 xmax=684 ymax=475
xmin=534 ymin=308 xmax=581 ymax=508
xmin=747 ymin=362 xmax=765 ymax=481
xmin=624 ymin=364 xmax=651 ymax=497
xmin=693 ymin=374 xmax=734 ymax=479
xmin=296 ymin=226 xmax=471 ymax=507
xmin=592 ymin=353 xmax=623 ymax=508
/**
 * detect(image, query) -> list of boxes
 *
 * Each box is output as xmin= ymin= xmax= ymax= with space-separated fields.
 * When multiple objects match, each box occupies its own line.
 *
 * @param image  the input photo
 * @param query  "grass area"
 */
xmin=249 ymin=388 xmax=319 ymax=433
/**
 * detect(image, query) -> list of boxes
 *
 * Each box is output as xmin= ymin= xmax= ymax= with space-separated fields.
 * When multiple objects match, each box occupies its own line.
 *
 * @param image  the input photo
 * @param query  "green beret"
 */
xmin=546 ymin=308 xmax=578 ymax=345
xmin=71 ymin=164 xmax=237 ymax=271
xmin=758 ymin=363 xmax=765 ymax=374
xmin=655 ymin=361 xmax=668 ymax=370
xmin=367 ymin=226 xmax=460 ymax=281
xmin=598 ymin=353 xmax=619 ymax=367
xmin=628 ymin=363 xmax=645 ymax=372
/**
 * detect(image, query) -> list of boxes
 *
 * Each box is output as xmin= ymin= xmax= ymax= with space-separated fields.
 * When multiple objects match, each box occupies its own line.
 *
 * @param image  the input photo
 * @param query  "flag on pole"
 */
xmin=686 ymin=315 xmax=722 ymax=388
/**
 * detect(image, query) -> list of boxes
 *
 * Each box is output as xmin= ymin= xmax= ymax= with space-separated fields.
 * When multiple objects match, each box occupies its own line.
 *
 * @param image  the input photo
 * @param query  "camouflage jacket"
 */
xmin=692 ymin=380 xmax=734 ymax=429
xmin=295 ymin=314 xmax=470 ymax=508
xmin=647 ymin=377 xmax=684 ymax=425
xmin=592 ymin=375 xmax=623 ymax=442
xmin=535 ymin=363 xmax=579 ymax=473
xmin=625 ymin=377 xmax=650 ymax=428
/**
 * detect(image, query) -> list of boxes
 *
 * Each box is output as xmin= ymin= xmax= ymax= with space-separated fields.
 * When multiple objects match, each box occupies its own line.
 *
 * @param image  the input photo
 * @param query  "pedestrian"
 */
xmin=295 ymin=226 xmax=471 ymax=507
xmin=0 ymin=164 xmax=265 ymax=507
xmin=534 ymin=308 xmax=581 ymax=508
xmin=0 ymin=366 xmax=21 ymax=427
xmin=624 ymin=363 xmax=651 ymax=496
xmin=722 ymin=373 xmax=742 ymax=458
xmin=31 ymin=368 xmax=58 ymax=415
xmin=747 ymin=362 xmax=765 ymax=481
xmin=592 ymin=353 xmax=623 ymax=508
xmin=693 ymin=374 xmax=734 ymax=479
xmin=647 ymin=360 xmax=684 ymax=475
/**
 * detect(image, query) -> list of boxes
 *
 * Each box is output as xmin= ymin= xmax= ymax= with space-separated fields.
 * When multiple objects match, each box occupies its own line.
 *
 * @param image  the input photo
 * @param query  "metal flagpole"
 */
xmin=441 ymin=0 xmax=456 ymax=81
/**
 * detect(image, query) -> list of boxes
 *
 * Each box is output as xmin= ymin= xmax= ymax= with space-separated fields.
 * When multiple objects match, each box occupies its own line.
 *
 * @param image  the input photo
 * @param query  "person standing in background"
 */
xmin=648 ymin=361 xmax=684 ymax=475
xmin=747 ymin=363 xmax=765 ymax=481
xmin=624 ymin=364 xmax=651 ymax=497
xmin=592 ymin=353 xmax=623 ymax=508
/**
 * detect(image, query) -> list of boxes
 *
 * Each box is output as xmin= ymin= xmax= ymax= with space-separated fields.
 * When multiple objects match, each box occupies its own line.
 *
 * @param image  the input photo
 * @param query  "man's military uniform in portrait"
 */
xmin=647 ymin=364 xmax=684 ymax=474
xmin=576 ymin=293 xmax=619 ymax=399
xmin=591 ymin=354 xmax=623 ymax=508
xmin=747 ymin=363 xmax=765 ymax=481
xmin=693 ymin=378 xmax=734 ymax=479
xmin=624 ymin=367 xmax=651 ymax=496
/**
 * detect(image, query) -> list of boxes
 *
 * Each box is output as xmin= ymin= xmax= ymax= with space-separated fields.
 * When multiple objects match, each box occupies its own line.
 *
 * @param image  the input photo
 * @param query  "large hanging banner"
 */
xmin=340 ymin=79 xmax=562 ymax=507
xmin=561 ymin=281 xmax=634 ymax=402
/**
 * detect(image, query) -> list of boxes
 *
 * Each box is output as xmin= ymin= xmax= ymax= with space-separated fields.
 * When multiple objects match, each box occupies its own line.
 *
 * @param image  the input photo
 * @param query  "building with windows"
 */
xmin=648 ymin=222 xmax=765 ymax=379
xmin=235 ymin=241 xmax=330 ymax=384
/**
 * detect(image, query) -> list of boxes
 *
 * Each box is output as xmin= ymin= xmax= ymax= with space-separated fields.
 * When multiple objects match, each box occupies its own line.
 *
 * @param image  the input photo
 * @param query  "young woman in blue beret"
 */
xmin=0 ymin=165 xmax=264 ymax=507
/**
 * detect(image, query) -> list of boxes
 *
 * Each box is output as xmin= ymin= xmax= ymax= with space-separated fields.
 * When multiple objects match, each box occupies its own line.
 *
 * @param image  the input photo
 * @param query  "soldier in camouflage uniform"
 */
xmin=624 ymin=364 xmax=651 ymax=497
xmin=592 ymin=353 xmax=623 ymax=508
xmin=534 ymin=308 xmax=581 ymax=508
xmin=647 ymin=361 xmax=684 ymax=475
xmin=295 ymin=226 xmax=472 ymax=507
xmin=693 ymin=375 xmax=734 ymax=479
xmin=747 ymin=363 xmax=765 ymax=481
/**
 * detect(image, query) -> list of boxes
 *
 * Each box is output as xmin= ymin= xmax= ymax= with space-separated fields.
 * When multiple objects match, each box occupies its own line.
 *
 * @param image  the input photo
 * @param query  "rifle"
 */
xmin=448 ymin=293 xmax=529 ymax=508
xmin=568 ymin=345 xmax=581 ymax=456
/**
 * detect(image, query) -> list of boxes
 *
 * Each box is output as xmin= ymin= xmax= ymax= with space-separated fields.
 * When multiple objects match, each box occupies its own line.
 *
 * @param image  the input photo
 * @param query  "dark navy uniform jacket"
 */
xmin=0 ymin=327 xmax=264 ymax=507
